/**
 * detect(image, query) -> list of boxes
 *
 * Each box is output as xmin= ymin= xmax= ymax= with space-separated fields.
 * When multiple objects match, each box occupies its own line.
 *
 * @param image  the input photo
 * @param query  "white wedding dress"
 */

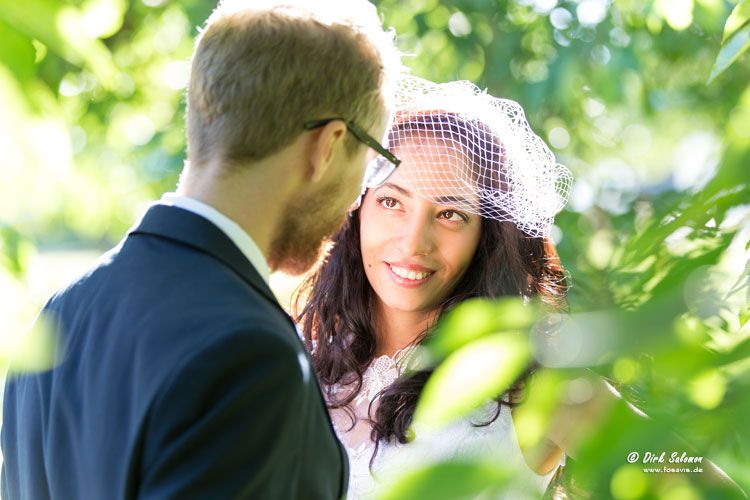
xmin=326 ymin=349 xmax=565 ymax=499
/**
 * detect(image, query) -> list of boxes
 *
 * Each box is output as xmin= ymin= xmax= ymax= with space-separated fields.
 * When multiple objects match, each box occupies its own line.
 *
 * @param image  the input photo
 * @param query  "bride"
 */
xmin=295 ymin=77 xmax=572 ymax=498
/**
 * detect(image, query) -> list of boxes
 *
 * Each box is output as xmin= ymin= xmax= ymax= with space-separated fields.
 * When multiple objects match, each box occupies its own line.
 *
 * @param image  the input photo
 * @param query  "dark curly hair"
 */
xmin=293 ymin=111 xmax=569 ymax=463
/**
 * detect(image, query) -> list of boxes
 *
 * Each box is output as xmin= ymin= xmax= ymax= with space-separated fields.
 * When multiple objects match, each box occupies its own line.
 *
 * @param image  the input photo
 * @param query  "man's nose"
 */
xmin=397 ymin=212 xmax=435 ymax=257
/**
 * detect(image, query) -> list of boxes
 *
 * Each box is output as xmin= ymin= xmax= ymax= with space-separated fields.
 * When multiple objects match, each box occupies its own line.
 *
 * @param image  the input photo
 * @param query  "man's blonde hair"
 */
xmin=186 ymin=0 xmax=400 ymax=167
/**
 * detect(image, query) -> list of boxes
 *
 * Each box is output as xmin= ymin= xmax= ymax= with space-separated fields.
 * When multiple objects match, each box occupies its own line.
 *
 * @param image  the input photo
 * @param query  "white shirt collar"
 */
xmin=158 ymin=192 xmax=270 ymax=285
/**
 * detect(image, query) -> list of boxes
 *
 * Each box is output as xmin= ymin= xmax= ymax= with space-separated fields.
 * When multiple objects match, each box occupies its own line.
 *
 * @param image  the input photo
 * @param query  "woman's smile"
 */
xmin=385 ymin=261 xmax=436 ymax=288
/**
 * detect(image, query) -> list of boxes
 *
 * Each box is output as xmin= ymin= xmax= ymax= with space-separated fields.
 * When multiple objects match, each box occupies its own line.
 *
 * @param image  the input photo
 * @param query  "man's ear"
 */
xmin=307 ymin=120 xmax=347 ymax=183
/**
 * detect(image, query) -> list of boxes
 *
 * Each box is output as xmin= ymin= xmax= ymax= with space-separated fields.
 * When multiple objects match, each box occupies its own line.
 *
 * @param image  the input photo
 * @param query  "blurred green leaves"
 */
xmin=0 ymin=0 xmax=119 ymax=88
xmin=0 ymin=0 xmax=201 ymax=374
xmin=0 ymin=0 xmax=197 ymax=250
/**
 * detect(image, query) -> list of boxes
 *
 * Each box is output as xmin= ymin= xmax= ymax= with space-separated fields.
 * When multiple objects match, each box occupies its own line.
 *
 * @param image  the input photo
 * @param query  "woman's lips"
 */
xmin=385 ymin=263 xmax=435 ymax=288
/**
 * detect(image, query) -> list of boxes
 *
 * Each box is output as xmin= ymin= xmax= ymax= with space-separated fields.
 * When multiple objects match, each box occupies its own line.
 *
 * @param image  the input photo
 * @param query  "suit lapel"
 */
xmin=129 ymin=204 xmax=279 ymax=308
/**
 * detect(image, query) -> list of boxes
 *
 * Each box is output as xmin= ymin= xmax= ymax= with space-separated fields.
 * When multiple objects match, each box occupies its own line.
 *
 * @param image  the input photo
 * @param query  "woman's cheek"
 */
xmin=360 ymin=227 xmax=381 ymax=271
xmin=448 ymin=232 xmax=480 ymax=282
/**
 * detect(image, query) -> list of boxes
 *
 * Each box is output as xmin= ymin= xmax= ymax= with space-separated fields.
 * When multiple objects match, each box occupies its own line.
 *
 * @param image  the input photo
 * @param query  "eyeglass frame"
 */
xmin=302 ymin=118 xmax=401 ymax=170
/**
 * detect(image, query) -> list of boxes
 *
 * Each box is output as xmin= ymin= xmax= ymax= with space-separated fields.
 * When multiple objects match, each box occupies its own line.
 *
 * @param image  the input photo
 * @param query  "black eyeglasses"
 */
xmin=303 ymin=118 xmax=400 ymax=188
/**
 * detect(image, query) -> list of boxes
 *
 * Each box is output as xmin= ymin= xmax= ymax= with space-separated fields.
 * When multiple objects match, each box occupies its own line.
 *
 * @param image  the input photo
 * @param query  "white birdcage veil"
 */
xmin=362 ymin=76 xmax=572 ymax=238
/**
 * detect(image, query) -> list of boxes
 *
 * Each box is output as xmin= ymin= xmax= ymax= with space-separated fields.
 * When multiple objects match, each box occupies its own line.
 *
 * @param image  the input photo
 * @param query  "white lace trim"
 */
xmin=327 ymin=348 xmax=414 ymax=498
xmin=327 ymin=350 xmax=565 ymax=499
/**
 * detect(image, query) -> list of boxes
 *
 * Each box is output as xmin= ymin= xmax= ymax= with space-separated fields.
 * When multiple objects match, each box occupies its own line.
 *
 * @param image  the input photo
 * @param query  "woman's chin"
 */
xmin=380 ymin=296 xmax=436 ymax=315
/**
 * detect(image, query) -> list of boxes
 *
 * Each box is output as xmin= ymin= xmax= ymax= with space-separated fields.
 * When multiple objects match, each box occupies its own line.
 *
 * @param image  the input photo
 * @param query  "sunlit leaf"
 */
xmin=740 ymin=307 xmax=750 ymax=328
xmin=708 ymin=23 xmax=750 ymax=83
xmin=5 ymin=310 xmax=60 ymax=375
xmin=413 ymin=332 xmax=531 ymax=432
xmin=0 ymin=20 xmax=35 ymax=84
xmin=427 ymin=297 xmax=534 ymax=359
xmin=722 ymin=0 xmax=750 ymax=43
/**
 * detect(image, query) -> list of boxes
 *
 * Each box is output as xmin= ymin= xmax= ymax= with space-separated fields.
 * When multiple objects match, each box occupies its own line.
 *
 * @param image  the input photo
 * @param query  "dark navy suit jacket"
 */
xmin=1 ymin=204 xmax=347 ymax=499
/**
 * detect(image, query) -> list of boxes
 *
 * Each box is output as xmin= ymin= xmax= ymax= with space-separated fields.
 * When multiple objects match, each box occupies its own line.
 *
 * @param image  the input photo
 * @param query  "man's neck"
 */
xmin=176 ymin=160 xmax=296 ymax=262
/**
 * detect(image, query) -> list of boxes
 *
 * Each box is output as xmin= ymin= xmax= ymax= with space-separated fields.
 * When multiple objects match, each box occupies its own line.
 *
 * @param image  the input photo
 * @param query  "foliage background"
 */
xmin=0 ymin=0 xmax=748 ymax=498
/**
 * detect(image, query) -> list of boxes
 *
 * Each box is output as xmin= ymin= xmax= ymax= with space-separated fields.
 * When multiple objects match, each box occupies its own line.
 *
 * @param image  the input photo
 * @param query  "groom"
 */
xmin=1 ymin=1 xmax=399 ymax=499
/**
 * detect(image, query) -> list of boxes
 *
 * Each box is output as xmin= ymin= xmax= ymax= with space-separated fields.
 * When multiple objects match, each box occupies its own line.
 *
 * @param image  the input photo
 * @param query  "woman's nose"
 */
xmin=397 ymin=213 xmax=435 ymax=257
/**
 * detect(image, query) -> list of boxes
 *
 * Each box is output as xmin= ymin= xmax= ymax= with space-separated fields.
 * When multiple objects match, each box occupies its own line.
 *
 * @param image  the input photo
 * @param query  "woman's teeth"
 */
xmin=389 ymin=265 xmax=433 ymax=281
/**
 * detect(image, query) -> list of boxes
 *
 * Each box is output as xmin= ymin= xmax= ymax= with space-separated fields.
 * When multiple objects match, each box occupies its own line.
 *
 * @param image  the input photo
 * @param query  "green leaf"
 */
xmin=0 ymin=0 xmax=117 ymax=87
xmin=376 ymin=460 xmax=515 ymax=500
xmin=716 ymin=336 xmax=750 ymax=368
xmin=722 ymin=0 xmax=750 ymax=43
xmin=413 ymin=332 xmax=531 ymax=432
xmin=0 ymin=225 xmax=31 ymax=277
xmin=709 ymin=22 xmax=750 ymax=83
xmin=5 ymin=310 xmax=60 ymax=375
xmin=427 ymin=297 xmax=534 ymax=358
xmin=512 ymin=369 xmax=565 ymax=449
xmin=740 ymin=307 xmax=750 ymax=328
xmin=0 ymin=21 xmax=36 ymax=84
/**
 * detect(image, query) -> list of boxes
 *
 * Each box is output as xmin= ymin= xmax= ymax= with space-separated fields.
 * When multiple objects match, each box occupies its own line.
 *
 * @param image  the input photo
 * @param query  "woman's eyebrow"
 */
xmin=377 ymin=182 xmax=412 ymax=197
xmin=434 ymin=194 xmax=471 ymax=206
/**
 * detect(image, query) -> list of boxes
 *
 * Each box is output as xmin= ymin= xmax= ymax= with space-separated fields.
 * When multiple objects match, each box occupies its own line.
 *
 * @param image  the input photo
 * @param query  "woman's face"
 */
xmin=359 ymin=138 xmax=482 ymax=315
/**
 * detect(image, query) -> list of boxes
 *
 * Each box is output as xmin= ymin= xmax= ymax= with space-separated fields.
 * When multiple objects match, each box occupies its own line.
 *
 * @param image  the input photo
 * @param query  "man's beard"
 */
xmin=267 ymin=187 xmax=350 ymax=275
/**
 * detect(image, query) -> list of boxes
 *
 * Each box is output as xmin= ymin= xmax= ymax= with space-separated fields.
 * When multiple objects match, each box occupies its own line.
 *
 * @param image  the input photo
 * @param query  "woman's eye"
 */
xmin=377 ymin=196 xmax=401 ymax=210
xmin=440 ymin=210 xmax=467 ymax=222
